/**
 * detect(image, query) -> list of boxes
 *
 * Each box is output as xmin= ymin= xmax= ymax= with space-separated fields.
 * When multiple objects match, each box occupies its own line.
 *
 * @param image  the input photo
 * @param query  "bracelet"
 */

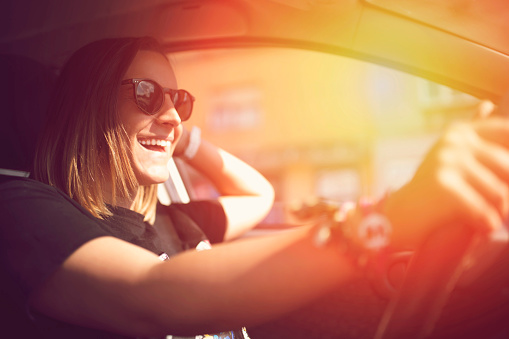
xmin=183 ymin=126 xmax=201 ymax=160
xmin=302 ymin=195 xmax=392 ymax=269
xmin=313 ymin=201 xmax=355 ymax=248
xmin=355 ymin=196 xmax=392 ymax=251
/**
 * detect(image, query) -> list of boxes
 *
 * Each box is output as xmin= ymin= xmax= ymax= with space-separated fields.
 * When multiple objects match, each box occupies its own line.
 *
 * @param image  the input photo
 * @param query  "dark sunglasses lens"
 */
xmin=135 ymin=80 xmax=163 ymax=114
xmin=173 ymin=90 xmax=193 ymax=121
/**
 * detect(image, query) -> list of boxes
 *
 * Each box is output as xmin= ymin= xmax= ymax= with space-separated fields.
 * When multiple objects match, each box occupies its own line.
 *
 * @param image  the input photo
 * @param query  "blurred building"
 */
xmin=171 ymin=48 xmax=479 ymax=224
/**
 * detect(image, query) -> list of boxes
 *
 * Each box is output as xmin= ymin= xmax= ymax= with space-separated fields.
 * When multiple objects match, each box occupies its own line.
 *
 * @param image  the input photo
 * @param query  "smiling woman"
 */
xmin=117 ymin=51 xmax=183 ymax=187
xmin=4 ymin=36 xmax=276 ymax=338
xmin=2 ymin=33 xmax=509 ymax=339
xmin=33 ymin=39 xmax=158 ymax=221
xmin=2 ymin=0 xmax=509 ymax=338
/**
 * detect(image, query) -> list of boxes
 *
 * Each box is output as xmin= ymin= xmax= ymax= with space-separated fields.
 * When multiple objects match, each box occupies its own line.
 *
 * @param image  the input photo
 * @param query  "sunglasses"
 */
xmin=121 ymin=78 xmax=195 ymax=121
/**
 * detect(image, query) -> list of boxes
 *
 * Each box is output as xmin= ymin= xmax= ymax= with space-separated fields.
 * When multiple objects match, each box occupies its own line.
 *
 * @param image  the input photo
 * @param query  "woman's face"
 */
xmin=118 ymin=50 xmax=182 ymax=186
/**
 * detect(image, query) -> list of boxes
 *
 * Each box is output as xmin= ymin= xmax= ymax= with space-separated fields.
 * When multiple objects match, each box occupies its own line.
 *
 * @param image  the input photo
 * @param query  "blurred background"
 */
xmin=169 ymin=47 xmax=480 ymax=226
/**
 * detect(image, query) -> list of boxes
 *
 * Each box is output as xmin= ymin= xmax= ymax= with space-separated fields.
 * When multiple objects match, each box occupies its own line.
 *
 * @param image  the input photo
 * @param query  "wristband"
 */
xmin=183 ymin=126 xmax=201 ymax=160
xmin=354 ymin=196 xmax=392 ymax=251
xmin=301 ymin=196 xmax=392 ymax=269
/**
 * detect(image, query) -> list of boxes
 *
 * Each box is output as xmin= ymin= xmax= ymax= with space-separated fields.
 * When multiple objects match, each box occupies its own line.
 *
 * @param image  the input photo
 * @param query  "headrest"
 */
xmin=0 ymin=54 xmax=56 ymax=174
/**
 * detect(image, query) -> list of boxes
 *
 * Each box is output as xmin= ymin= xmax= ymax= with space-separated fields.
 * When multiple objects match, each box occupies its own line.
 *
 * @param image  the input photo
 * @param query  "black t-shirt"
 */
xmin=0 ymin=177 xmax=245 ymax=338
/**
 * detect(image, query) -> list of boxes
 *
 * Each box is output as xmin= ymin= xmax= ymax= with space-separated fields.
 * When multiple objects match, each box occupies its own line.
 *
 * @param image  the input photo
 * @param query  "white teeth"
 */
xmin=138 ymin=139 xmax=170 ymax=147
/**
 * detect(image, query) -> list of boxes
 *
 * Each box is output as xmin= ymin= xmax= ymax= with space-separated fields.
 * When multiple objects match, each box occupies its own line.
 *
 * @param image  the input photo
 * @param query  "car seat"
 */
xmin=0 ymin=54 xmax=56 ymax=179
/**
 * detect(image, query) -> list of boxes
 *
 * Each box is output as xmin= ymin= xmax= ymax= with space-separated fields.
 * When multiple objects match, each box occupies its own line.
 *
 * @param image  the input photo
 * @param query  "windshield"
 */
xmin=171 ymin=47 xmax=480 ymax=223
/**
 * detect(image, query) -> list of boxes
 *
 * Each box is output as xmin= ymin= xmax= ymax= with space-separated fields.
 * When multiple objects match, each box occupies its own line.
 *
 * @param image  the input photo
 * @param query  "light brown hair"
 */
xmin=34 ymin=37 xmax=167 ymax=223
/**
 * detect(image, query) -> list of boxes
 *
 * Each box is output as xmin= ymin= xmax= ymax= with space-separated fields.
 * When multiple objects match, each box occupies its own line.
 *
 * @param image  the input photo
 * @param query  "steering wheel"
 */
xmin=373 ymin=222 xmax=509 ymax=339
xmin=290 ymin=197 xmax=509 ymax=338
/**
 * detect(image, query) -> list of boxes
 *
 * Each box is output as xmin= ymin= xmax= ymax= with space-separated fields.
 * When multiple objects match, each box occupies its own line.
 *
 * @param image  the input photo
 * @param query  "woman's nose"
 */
xmin=156 ymin=95 xmax=181 ymax=126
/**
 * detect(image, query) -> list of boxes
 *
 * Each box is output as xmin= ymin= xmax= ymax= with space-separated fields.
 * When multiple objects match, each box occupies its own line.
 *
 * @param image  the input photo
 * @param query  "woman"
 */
xmin=1 ymin=36 xmax=508 ymax=338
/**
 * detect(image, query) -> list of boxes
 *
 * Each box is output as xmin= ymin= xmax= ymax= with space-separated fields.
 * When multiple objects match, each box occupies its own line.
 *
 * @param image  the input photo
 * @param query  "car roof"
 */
xmin=2 ymin=0 xmax=508 ymax=101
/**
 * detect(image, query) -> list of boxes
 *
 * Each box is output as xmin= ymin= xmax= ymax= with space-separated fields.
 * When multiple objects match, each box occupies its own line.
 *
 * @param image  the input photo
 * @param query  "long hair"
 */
xmin=33 ymin=37 xmax=166 ymax=223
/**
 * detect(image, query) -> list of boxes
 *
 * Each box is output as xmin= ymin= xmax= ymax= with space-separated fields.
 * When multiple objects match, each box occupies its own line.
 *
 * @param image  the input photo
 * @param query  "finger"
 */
xmin=475 ymin=117 xmax=509 ymax=148
xmin=461 ymin=153 xmax=509 ymax=219
xmin=441 ymin=171 xmax=503 ymax=233
xmin=475 ymin=138 xmax=509 ymax=184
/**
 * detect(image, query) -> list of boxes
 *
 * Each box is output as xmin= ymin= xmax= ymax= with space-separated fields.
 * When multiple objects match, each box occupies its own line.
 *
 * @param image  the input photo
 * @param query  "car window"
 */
xmin=171 ymin=47 xmax=481 ymax=224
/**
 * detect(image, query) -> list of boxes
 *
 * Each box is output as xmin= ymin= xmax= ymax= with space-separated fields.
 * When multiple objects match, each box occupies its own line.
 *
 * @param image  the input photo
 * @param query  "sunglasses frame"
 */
xmin=121 ymin=78 xmax=195 ymax=121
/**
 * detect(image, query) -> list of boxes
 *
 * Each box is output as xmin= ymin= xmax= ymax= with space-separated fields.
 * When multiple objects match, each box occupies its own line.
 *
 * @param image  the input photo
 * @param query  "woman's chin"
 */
xmin=137 ymin=169 xmax=170 ymax=186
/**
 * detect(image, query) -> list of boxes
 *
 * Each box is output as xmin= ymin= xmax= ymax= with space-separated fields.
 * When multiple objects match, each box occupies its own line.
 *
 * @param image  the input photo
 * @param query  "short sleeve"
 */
xmin=168 ymin=200 xmax=227 ymax=243
xmin=0 ymin=178 xmax=109 ymax=300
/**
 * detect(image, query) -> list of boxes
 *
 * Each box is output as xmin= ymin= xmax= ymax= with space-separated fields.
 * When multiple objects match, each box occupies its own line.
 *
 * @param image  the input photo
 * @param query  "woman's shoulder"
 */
xmin=0 ymin=176 xmax=57 ymax=192
xmin=0 ymin=177 xmax=70 ymax=202
xmin=0 ymin=176 xmax=92 ymax=217
xmin=0 ymin=176 xmax=108 ymax=251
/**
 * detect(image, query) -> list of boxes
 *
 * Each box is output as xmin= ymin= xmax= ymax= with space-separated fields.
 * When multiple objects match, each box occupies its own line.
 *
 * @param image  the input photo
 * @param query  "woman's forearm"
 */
xmin=183 ymin=137 xmax=275 ymax=239
xmin=143 ymin=225 xmax=355 ymax=335
xmin=31 ymin=226 xmax=356 ymax=337
xmin=186 ymin=138 xmax=274 ymax=198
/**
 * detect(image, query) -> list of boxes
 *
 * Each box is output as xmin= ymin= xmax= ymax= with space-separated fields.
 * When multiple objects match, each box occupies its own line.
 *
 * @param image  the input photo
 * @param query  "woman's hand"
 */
xmin=385 ymin=102 xmax=509 ymax=248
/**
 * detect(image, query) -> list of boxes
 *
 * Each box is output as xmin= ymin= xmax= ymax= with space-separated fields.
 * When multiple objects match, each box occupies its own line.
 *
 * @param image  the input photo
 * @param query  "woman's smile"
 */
xmin=137 ymin=136 xmax=174 ymax=153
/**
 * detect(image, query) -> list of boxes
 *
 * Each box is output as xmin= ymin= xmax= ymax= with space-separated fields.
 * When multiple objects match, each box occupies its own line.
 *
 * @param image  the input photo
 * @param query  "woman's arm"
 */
xmin=30 ymin=226 xmax=354 ymax=337
xmin=31 ymin=95 xmax=509 ymax=338
xmin=27 ymin=115 xmax=509 ymax=338
xmin=175 ymin=127 xmax=275 ymax=240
